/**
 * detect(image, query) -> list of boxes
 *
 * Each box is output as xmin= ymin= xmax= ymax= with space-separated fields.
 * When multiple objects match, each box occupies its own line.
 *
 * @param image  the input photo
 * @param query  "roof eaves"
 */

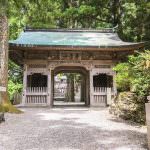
xmin=9 ymin=42 xmax=145 ymax=51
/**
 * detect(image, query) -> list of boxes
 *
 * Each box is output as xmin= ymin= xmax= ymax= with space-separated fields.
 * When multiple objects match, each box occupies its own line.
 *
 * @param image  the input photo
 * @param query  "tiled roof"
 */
xmin=9 ymin=29 xmax=142 ymax=48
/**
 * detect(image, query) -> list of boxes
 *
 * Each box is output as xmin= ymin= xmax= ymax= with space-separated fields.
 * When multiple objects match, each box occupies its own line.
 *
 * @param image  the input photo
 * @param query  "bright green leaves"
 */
xmin=113 ymin=63 xmax=131 ymax=91
xmin=114 ymin=50 xmax=150 ymax=96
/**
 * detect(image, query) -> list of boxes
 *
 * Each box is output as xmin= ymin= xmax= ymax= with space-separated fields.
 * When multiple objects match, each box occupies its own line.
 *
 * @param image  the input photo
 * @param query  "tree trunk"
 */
xmin=0 ymin=11 xmax=21 ymax=113
xmin=112 ymin=0 xmax=121 ymax=27
xmin=80 ymin=76 xmax=85 ymax=102
xmin=65 ymin=74 xmax=75 ymax=102
xmin=70 ymin=74 xmax=75 ymax=102
xmin=0 ymin=13 xmax=8 ymax=104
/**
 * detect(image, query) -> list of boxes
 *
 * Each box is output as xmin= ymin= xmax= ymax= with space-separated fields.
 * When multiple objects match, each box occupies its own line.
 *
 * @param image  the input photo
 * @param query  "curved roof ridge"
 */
xmin=24 ymin=28 xmax=115 ymax=33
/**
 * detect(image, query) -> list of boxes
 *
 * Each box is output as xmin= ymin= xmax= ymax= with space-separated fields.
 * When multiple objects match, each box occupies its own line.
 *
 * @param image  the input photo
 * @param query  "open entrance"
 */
xmin=52 ymin=66 xmax=89 ymax=107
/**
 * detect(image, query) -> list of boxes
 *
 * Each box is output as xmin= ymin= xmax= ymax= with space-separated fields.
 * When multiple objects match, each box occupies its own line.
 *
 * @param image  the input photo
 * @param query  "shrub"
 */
xmin=111 ymin=50 xmax=150 ymax=124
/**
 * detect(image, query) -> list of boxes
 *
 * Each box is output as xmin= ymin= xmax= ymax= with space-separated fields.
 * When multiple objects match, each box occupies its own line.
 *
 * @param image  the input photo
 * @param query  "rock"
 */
xmin=109 ymin=92 xmax=146 ymax=124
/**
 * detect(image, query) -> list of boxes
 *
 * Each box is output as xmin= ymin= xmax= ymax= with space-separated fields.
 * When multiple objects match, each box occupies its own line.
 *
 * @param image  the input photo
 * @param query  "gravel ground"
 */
xmin=0 ymin=107 xmax=148 ymax=150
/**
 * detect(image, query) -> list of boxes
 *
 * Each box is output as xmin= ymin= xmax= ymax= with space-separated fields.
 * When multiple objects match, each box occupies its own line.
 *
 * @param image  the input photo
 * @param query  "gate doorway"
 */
xmin=52 ymin=66 xmax=89 ymax=107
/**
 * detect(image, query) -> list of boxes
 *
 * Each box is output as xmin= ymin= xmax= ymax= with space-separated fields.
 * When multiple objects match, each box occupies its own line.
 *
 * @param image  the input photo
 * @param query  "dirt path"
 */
xmin=0 ymin=108 xmax=148 ymax=150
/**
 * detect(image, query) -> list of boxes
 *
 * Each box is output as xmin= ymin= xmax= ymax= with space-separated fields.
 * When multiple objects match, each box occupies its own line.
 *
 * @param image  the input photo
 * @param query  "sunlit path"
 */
xmin=0 ymin=108 xmax=147 ymax=150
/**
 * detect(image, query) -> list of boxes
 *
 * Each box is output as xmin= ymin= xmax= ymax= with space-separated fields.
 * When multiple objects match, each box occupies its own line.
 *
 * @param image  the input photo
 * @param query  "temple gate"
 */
xmin=9 ymin=28 xmax=144 ymax=107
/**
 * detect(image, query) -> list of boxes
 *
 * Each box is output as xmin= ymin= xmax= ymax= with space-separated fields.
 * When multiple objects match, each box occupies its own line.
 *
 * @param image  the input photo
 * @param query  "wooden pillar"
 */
xmin=51 ymin=70 xmax=54 ymax=106
xmin=86 ymin=71 xmax=90 ymax=106
xmin=107 ymin=87 xmax=111 ymax=105
xmin=89 ymin=69 xmax=94 ymax=106
xmin=80 ymin=75 xmax=85 ymax=102
xmin=113 ymin=71 xmax=117 ymax=95
xmin=47 ymin=68 xmax=51 ymax=106
xmin=22 ymin=64 xmax=27 ymax=106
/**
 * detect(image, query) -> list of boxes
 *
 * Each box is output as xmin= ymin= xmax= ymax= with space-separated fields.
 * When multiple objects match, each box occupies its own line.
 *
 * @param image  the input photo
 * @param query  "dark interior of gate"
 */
xmin=52 ymin=66 xmax=89 ymax=107
xmin=93 ymin=74 xmax=113 ymax=88
xmin=27 ymin=74 xmax=48 ymax=88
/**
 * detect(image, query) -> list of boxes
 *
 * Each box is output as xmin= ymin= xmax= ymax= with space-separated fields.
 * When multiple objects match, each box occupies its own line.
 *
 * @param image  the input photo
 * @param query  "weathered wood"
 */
xmin=18 ymin=49 xmax=118 ymax=107
xmin=22 ymin=64 xmax=27 ymax=106
xmin=89 ymin=69 xmax=94 ymax=106
xmin=47 ymin=69 xmax=51 ymax=106
xmin=107 ymin=88 xmax=112 ymax=105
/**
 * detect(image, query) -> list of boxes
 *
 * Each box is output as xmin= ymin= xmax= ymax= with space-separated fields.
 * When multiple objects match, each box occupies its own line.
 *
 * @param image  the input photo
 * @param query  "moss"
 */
xmin=0 ymin=104 xmax=4 ymax=112
xmin=1 ymin=93 xmax=23 ymax=114
xmin=2 ymin=103 xmax=23 ymax=114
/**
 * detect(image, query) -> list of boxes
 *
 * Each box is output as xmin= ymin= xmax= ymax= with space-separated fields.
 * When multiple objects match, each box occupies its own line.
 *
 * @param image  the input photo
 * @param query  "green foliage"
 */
xmin=8 ymin=80 xmax=22 ymax=101
xmin=113 ymin=63 xmax=131 ymax=91
xmin=114 ymin=50 xmax=150 ymax=97
xmin=8 ymin=0 xmax=60 ymax=39
xmin=8 ymin=60 xmax=23 ymax=101
xmin=8 ymin=0 xmax=150 ymax=45
xmin=112 ymin=51 xmax=150 ymax=124
xmin=129 ymin=51 xmax=150 ymax=97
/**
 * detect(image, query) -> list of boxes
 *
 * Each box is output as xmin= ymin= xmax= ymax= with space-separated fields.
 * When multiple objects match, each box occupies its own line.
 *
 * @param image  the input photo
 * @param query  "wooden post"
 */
xmin=22 ymin=64 xmax=27 ymax=106
xmin=107 ymin=87 xmax=111 ymax=105
xmin=89 ymin=69 xmax=94 ymax=106
xmin=47 ymin=68 xmax=51 ymax=106
xmin=113 ymin=71 xmax=117 ymax=95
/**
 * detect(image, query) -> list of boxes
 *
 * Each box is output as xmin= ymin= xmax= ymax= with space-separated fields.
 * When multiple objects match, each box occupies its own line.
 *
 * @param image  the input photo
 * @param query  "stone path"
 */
xmin=0 ymin=108 xmax=148 ymax=150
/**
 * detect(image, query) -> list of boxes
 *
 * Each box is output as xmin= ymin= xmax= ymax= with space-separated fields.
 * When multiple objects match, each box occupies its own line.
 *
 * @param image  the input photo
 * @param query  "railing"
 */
xmin=26 ymin=95 xmax=47 ymax=104
xmin=93 ymin=87 xmax=114 ymax=94
xmin=26 ymin=87 xmax=47 ymax=93
xmin=92 ymin=87 xmax=115 ymax=106
xmin=25 ymin=87 xmax=48 ymax=105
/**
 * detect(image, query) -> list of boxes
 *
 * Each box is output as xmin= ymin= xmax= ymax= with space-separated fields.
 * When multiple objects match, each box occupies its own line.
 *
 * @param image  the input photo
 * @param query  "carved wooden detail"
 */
xmin=48 ymin=60 xmax=93 ymax=71
xmin=26 ymin=50 xmax=115 ymax=61
xmin=28 ymin=64 xmax=47 ymax=68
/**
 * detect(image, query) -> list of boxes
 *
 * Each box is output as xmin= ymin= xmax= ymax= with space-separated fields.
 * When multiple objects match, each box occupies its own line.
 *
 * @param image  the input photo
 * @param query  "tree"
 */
xmin=7 ymin=0 xmax=150 ymax=48
xmin=66 ymin=73 xmax=75 ymax=102
xmin=0 ymin=0 xmax=8 ymax=110
xmin=0 ymin=0 xmax=21 ymax=113
xmin=112 ymin=50 xmax=150 ymax=123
